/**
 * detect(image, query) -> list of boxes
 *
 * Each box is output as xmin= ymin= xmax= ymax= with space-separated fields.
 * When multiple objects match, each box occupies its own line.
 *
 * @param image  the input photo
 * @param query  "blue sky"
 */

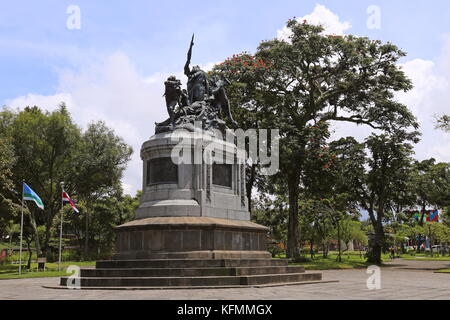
xmin=1 ymin=1 xmax=450 ymax=195
xmin=1 ymin=0 xmax=449 ymax=101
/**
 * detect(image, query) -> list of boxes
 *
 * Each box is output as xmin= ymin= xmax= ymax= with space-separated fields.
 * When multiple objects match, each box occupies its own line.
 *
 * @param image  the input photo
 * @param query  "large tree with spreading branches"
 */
xmin=213 ymin=20 xmax=418 ymax=257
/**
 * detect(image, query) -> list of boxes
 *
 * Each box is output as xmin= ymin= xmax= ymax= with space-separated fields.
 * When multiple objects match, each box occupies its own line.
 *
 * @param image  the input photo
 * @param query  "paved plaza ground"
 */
xmin=1 ymin=259 xmax=449 ymax=300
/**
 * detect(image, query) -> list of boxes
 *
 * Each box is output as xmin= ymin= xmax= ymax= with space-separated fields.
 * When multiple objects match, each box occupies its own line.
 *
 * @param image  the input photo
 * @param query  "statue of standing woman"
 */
xmin=184 ymin=34 xmax=209 ymax=104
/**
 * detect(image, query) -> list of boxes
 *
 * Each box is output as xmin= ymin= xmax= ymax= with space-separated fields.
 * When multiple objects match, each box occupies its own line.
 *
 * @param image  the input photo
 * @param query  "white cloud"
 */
xmin=277 ymin=4 xmax=351 ymax=41
xmin=331 ymin=41 xmax=450 ymax=163
xmin=280 ymin=6 xmax=450 ymax=163
xmin=396 ymin=55 xmax=450 ymax=162
xmin=6 ymin=8 xmax=450 ymax=199
xmin=198 ymin=61 xmax=218 ymax=72
xmin=5 ymin=93 xmax=74 ymax=112
xmin=5 ymin=54 xmax=221 ymax=196
xmin=6 ymin=52 xmax=172 ymax=196
xmin=6 ymin=52 xmax=223 ymax=194
xmin=144 ymin=61 xmax=217 ymax=85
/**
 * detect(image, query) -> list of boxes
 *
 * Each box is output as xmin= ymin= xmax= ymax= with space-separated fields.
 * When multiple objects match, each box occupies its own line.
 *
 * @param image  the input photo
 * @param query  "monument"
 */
xmin=58 ymin=35 xmax=323 ymax=288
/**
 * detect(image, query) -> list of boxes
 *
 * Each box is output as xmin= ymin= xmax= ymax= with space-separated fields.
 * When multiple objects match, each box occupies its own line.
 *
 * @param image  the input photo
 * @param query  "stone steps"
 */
xmin=56 ymin=258 xmax=324 ymax=289
xmin=96 ymin=258 xmax=289 ymax=269
xmin=60 ymin=272 xmax=321 ymax=288
xmin=80 ymin=265 xmax=305 ymax=277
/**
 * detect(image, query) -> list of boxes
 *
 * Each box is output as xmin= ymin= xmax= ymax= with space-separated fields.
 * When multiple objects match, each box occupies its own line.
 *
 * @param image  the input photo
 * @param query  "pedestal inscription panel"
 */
xmin=212 ymin=163 xmax=232 ymax=188
xmin=147 ymin=157 xmax=178 ymax=185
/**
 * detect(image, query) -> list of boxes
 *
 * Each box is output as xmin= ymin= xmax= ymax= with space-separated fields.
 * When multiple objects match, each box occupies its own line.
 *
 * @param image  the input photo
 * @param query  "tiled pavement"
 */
xmin=1 ymin=259 xmax=449 ymax=300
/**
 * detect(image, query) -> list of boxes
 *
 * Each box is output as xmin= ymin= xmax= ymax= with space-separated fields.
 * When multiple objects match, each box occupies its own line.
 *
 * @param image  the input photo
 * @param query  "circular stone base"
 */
xmin=114 ymin=217 xmax=270 ymax=260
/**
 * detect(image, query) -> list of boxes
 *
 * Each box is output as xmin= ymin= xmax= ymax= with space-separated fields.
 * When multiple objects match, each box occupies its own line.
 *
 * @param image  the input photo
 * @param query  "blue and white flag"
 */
xmin=23 ymin=182 xmax=44 ymax=210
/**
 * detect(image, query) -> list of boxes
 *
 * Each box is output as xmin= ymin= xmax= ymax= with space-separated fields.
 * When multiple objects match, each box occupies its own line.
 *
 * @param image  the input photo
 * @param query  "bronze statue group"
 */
xmin=157 ymin=35 xmax=236 ymax=134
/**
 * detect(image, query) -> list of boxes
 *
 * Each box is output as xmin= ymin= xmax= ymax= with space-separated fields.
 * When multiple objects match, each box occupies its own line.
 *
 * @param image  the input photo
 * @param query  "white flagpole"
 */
xmin=19 ymin=180 xmax=24 ymax=275
xmin=58 ymin=182 xmax=64 ymax=271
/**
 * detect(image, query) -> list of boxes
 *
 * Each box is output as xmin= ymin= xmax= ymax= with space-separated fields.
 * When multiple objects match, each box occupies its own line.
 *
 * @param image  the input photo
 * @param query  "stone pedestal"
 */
xmin=136 ymin=130 xmax=250 ymax=221
xmin=114 ymin=217 xmax=270 ymax=260
xmin=55 ymin=129 xmax=326 ymax=289
xmin=116 ymin=130 xmax=268 ymax=259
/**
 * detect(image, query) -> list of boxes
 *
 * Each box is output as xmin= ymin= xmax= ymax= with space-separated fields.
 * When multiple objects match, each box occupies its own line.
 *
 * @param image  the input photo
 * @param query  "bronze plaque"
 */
xmin=147 ymin=158 xmax=178 ymax=185
xmin=213 ymin=163 xmax=232 ymax=188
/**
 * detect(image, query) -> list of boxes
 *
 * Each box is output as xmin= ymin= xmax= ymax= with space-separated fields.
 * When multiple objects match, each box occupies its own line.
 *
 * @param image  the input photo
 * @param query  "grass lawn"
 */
xmin=435 ymin=269 xmax=450 ymax=273
xmin=0 ymin=261 xmax=95 ymax=280
xmin=399 ymin=254 xmax=450 ymax=261
xmin=278 ymin=251 xmax=392 ymax=270
xmin=297 ymin=255 xmax=371 ymax=270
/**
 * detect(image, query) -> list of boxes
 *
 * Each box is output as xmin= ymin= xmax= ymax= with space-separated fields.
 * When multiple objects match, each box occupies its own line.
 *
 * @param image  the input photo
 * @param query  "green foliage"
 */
xmin=0 ymin=137 xmax=19 ymax=236
xmin=422 ymin=222 xmax=450 ymax=255
xmin=214 ymin=20 xmax=418 ymax=258
xmin=289 ymin=252 xmax=392 ymax=270
xmin=0 ymin=105 xmax=134 ymax=258
xmin=336 ymin=218 xmax=368 ymax=248
xmin=70 ymin=121 xmax=133 ymax=200
xmin=251 ymin=194 xmax=288 ymax=251
xmin=436 ymin=115 xmax=450 ymax=132
xmin=410 ymin=160 xmax=450 ymax=217
xmin=0 ymin=260 xmax=95 ymax=279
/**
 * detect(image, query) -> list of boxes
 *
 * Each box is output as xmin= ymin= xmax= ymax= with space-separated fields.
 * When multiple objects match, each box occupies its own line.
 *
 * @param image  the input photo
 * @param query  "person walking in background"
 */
xmin=390 ymin=247 xmax=396 ymax=260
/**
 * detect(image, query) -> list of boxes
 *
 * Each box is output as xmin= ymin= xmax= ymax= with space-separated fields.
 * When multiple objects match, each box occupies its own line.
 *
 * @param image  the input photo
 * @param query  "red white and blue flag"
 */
xmin=428 ymin=210 xmax=439 ymax=222
xmin=62 ymin=191 xmax=79 ymax=213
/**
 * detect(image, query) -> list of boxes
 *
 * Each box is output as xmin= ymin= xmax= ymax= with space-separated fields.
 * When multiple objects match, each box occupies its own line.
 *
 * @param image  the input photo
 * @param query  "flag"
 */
xmin=23 ymin=183 xmax=44 ymax=210
xmin=429 ymin=210 xmax=439 ymax=222
xmin=425 ymin=210 xmax=436 ymax=222
xmin=62 ymin=191 xmax=79 ymax=213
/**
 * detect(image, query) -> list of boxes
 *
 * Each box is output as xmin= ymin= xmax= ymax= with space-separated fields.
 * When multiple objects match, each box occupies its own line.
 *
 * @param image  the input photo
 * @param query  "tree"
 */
xmin=442 ymin=207 xmax=450 ymax=228
xmin=59 ymin=189 xmax=139 ymax=259
xmin=359 ymin=133 xmax=417 ymax=263
xmin=0 ymin=105 xmax=82 ymax=255
xmin=422 ymin=222 xmax=450 ymax=256
xmin=0 ymin=137 xmax=19 ymax=236
xmin=210 ymin=52 xmax=275 ymax=213
xmin=337 ymin=218 xmax=367 ymax=252
xmin=409 ymin=159 xmax=450 ymax=225
xmin=67 ymin=121 xmax=132 ymax=256
xmin=0 ymin=105 xmax=133 ymax=258
xmin=436 ymin=115 xmax=450 ymax=132
xmin=214 ymin=21 xmax=417 ymax=257
xmin=301 ymin=199 xmax=335 ymax=259
xmin=251 ymin=193 xmax=288 ymax=257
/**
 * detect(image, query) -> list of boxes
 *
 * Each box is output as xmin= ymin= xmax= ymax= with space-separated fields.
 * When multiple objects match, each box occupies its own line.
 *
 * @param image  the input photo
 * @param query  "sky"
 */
xmin=1 ymin=0 xmax=450 ymax=196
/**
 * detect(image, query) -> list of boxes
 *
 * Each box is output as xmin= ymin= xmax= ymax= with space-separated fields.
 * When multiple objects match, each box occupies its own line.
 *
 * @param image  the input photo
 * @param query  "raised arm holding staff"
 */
xmin=184 ymin=34 xmax=195 ymax=77
xmin=184 ymin=34 xmax=209 ymax=104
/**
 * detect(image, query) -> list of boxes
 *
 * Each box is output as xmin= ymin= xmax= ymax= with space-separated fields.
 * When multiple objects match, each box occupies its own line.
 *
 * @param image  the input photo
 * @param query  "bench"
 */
xmin=37 ymin=257 xmax=47 ymax=271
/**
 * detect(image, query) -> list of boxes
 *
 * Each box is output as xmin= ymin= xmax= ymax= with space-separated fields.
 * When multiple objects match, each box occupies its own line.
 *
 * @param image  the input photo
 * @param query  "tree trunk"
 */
xmin=29 ymin=208 xmax=41 ymax=257
xmin=286 ymin=175 xmax=300 ymax=258
xmin=85 ymin=210 xmax=89 ymax=259
xmin=415 ymin=235 xmax=420 ymax=253
xmin=368 ymin=221 xmax=384 ymax=264
xmin=43 ymin=195 xmax=56 ymax=256
xmin=336 ymin=221 xmax=342 ymax=262
xmin=419 ymin=203 xmax=426 ymax=226
xmin=26 ymin=238 xmax=32 ymax=270
xmin=429 ymin=228 xmax=434 ymax=257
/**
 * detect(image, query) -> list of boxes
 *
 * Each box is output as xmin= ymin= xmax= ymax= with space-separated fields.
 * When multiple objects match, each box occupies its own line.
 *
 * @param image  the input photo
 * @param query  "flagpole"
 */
xmin=58 ymin=182 xmax=64 ymax=271
xmin=19 ymin=180 xmax=24 ymax=275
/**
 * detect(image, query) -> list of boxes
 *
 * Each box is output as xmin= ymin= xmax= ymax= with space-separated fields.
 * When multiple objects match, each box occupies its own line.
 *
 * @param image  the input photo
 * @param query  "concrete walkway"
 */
xmin=1 ymin=259 xmax=449 ymax=300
